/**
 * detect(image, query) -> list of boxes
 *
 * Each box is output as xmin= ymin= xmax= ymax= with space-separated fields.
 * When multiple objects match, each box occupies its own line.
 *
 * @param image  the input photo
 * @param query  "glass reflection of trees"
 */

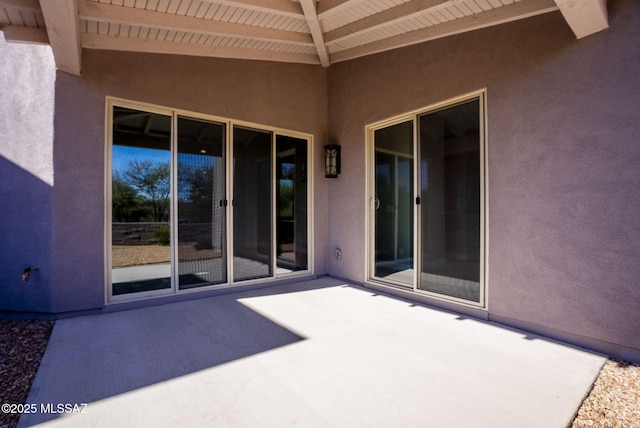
xmin=279 ymin=163 xmax=295 ymax=218
xmin=112 ymin=159 xmax=170 ymax=223
xmin=178 ymin=162 xmax=216 ymax=224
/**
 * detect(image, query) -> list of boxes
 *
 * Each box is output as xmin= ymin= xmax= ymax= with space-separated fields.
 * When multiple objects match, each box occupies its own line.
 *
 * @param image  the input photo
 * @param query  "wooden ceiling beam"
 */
xmin=206 ymin=0 xmax=304 ymax=18
xmin=330 ymin=0 xmax=559 ymax=62
xmin=554 ymin=0 xmax=607 ymax=38
xmin=40 ymin=0 xmax=82 ymax=75
xmin=317 ymin=0 xmax=361 ymax=17
xmin=299 ymin=0 xmax=331 ymax=66
xmin=325 ymin=0 xmax=448 ymax=45
xmin=82 ymin=33 xmax=321 ymax=65
xmin=78 ymin=1 xmax=313 ymax=46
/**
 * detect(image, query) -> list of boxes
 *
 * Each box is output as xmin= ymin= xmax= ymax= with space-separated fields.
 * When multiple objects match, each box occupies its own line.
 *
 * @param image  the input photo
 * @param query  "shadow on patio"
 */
xmin=20 ymin=276 xmax=604 ymax=428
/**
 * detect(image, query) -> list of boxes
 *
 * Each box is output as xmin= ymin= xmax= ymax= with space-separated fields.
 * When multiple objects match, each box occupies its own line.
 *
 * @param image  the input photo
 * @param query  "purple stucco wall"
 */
xmin=327 ymin=1 xmax=640 ymax=360
xmin=48 ymin=51 xmax=329 ymax=313
xmin=0 ymin=35 xmax=56 ymax=313
xmin=2 ymin=0 xmax=638 ymax=361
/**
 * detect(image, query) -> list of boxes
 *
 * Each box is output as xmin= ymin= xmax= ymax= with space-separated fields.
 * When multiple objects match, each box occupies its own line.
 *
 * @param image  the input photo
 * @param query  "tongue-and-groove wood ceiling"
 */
xmin=1 ymin=0 xmax=608 ymax=75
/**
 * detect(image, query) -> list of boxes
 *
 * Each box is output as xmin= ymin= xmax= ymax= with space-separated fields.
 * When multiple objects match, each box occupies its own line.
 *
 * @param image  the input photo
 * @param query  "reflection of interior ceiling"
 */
xmin=375 ymin=121 xmax=413 ymax=156
xmin=1 ymin=0 xmax=607 ymax=75
xmin=178 ymin=117 xmax=225 ymax=156
xmin=420 ymin=100 xmax=480 ymax=154
xmin=115 ymin=109 xmax=170 ymax=137
xmin=113 ymin=107 xmax=172 ymax=150
xmin=114 ymin=107 xmax=227 ymax=156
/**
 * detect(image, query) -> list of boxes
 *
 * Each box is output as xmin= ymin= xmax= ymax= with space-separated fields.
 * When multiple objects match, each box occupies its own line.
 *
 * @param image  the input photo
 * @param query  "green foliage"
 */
xmin=278 ymin=180 xmax=293 ymax=218
xmin=153 ymin=225 xmax=170 ymax=246
xmin=114 ymin=160 xmax=170 ymax=222
xmin=112 ymin=178 xmax=142 ymax=222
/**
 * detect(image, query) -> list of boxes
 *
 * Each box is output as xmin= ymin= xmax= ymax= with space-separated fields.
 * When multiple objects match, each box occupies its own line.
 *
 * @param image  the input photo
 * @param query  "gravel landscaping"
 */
xmin=0 ymin=320 xmax=54 ymax=428
xmin=1 ymin=319 xmax=638 ymax=428
xmin=572 ymin=359 xmax=640 ymax=428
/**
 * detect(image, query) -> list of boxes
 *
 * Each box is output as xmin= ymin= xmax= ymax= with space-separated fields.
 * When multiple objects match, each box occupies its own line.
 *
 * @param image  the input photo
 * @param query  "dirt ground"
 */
xmin=111 ymin=244 xmax=221 ymax=268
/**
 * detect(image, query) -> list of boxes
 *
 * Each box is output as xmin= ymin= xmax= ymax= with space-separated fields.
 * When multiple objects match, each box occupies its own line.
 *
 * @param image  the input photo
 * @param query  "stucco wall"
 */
xmin=0 ymin=35 xmax=56 ymax=313
xmin=3 ymin=0 xmax=637 ymax=360
xmin=50 ymin=51 xmax=328 ymax=312
xmin=327 ymin=0 xmax=640 ymax=359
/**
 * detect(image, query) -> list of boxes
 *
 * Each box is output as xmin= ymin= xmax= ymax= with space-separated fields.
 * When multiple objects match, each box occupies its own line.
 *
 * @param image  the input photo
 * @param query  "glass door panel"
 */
xmin=177 ymin=117 xmax=227 ymax=289
xmin=418 ymin=99 xmax=481 ymax=302
xmin=276 ymin=135 xmax=308 ymax=273
xmin=111 ymin=107 xmax=172 ymax=296
xmin=110 ymin=103 xmax=313 ymax=301
xmin=233 ymin=126 xmax=273 ymax=281
xmin=373 ymin=121 xmax=414 ymax=286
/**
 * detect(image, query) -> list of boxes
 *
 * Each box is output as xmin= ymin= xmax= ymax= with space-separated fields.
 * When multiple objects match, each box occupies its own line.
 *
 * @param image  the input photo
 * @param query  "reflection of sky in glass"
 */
xmin=112 ymin=146 xmax=170 ymax=174
xmin=398 ymin=159 xmax=412 ymax=192
xmin=376 ymin=164 xmax=390 ymax=184
xmin=421 ymin=161 xmax=429 ymax=190
xmin=113 ymin=146 xmax=227 ymax=202
xmin=280 ymin=163 xmax=294 ymax=179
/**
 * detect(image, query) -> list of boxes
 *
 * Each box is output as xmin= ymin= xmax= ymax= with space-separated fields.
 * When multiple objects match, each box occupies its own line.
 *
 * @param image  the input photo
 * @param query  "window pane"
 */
xmin=233 ymin=126 xmax=273 ymax=281
xmin=373 ymin=121 xmax=414 ymax=286
xmin=418 ymin=99 xmax=481 ymax=302
xmin=177 ymin=117 xmax=226 ymax=289
xmin=276 ymin=135 xmax=308 ymax=273
xmin=111 ymin=107 xmax=172 ymax=296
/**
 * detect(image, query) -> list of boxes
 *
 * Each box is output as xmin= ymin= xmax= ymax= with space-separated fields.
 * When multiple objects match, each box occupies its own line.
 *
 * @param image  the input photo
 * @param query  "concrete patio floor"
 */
xmin=19 ymin=277 xmax=605 ymax=427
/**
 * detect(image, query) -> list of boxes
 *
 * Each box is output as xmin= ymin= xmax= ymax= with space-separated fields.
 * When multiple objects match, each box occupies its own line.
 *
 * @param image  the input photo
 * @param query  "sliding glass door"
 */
xmin=111 ymin=107 xmax=172 ymax=296
xmin=232 ymin=126 xmax=273 ymax=281
xmin=372 ymin=120 xmax=414 ymax=287
xmin=109 ymin=100 xmax=311 ymax=300
xmin=177 ymin=117 xmax=227 ymax=289
xmin=418 ymin=99 xmax=482 ymax=302
xmin=368 ymin=92 xmax=485 ymax=305
xmin=230 ymin=129 xmax=310 ymax=280
xmin=276 ymin=135 xmax=308 ymax=273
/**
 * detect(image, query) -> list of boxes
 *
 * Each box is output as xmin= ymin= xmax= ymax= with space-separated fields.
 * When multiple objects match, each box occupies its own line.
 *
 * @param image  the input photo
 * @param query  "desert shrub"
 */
xmin=153 ymin=225 xmax=170 ymax=245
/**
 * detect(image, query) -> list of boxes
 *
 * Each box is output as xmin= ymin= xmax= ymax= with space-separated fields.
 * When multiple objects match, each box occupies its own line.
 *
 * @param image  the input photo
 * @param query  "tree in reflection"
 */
xmin=178 ymin=162 xmax=215 ymax=224
xmin=112 ymin=178 xmax=145 ymax=222
xmin=114 ymin=160 xmax=170 ymax=222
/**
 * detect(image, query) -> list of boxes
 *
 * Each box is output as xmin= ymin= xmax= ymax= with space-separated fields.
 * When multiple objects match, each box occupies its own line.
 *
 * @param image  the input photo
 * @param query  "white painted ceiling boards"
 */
xmin=1 ymin=0 xmax=608 ymax=74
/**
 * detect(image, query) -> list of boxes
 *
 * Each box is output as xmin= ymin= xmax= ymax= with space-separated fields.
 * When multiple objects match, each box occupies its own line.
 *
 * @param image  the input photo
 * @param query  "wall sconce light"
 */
xmin=22 ymin=267 xmax=38 ymax=282
xmin=324 ymin=144 xmax=341 ymax=178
